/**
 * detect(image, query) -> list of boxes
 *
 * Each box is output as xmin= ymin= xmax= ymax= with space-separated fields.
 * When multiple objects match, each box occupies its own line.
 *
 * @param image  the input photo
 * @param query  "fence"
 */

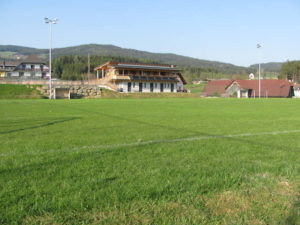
xmin=0 ymin=78 xmax=101 ymax=86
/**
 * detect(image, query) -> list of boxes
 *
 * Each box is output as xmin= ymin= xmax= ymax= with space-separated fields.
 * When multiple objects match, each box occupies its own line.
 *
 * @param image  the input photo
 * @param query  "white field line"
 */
xmin=1 ymin=129 xmax=300 ymax=157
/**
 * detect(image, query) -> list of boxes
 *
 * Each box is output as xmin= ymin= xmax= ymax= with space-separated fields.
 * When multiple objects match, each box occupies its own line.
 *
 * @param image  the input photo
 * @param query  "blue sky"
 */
xmin=1 ymin=0 xmax=299 ymax=66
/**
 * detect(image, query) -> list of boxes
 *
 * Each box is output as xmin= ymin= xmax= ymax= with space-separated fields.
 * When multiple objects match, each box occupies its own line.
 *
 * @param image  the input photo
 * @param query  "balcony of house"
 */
xmin=113 ymin=70 xmax=178 ymax=82
xmin=130 ymin=75 xmax=177 ymax=82
xmin=18 ymin=65 xmax=48 ymax=72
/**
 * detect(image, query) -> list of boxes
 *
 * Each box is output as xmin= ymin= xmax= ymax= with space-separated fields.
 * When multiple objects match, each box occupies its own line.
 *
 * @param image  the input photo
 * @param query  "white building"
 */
xmin=0 ymin=55 xmax=49 ymax=78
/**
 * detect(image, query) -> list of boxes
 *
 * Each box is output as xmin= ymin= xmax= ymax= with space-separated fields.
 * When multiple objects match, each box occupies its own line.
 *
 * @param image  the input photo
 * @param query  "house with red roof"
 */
xmin=203 ymin=79 xmax=294 ymax=98
xmin=202 ymin=80 xmax=235 ymax=97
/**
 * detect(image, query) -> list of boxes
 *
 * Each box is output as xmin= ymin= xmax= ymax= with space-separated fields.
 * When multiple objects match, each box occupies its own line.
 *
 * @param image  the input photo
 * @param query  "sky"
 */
xmin=0 ymin=0 xmax=300 ymax=66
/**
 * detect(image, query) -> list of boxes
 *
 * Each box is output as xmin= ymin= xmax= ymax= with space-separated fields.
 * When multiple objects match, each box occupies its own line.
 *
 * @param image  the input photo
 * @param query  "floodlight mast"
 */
xmin=257 ymin=44 xmax=262 ymax=98
xmin=44 ymin=18 xmax=58 ymax=99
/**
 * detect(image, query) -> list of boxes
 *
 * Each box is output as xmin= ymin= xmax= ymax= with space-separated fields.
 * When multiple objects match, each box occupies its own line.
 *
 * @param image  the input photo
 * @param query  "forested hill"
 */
xmin=249 ymin=62 xmax=283 ymax=73
xmin=0 ymin=44 xmax=250 ymax=74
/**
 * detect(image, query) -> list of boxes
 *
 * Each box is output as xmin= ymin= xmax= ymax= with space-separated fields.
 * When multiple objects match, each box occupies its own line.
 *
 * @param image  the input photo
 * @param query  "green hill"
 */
xmin=249 ymin=62 xmax=283 ymax=73
xmin=0 ymin=44 xmax=251 ymax=75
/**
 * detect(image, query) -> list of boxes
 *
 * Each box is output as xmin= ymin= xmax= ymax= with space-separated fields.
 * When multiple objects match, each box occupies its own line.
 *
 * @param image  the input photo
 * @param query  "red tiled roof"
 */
xmin=203 ymin=80 xmax=234 ymax=96
xmin=236 ymin=79 xmax=292 ymax=97
xmin=203 ymin=79 xmax=293 ymax=97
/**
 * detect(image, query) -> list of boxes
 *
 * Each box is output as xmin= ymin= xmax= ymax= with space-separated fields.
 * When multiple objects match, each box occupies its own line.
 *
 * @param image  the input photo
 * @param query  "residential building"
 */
xmin=94 ymin=61 xmax=186 ymax=93
xmin=0 ymin=55 xmax=49 ymax=78
xmin=203 ymin=79 xmax=294 ymax=98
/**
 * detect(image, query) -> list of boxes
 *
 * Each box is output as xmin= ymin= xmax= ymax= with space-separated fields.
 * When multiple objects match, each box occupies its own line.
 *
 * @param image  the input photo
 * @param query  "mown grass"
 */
xmin=1 ymin=98 xmax=300 ymax=224
xmin=0 ymin=84 xmax=45 ymax=99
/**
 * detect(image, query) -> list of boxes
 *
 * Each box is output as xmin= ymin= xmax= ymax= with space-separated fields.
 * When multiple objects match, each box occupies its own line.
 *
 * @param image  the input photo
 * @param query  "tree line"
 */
xmin=52 ymin=55 xmax=252 ymax=83
xmin=279 ymin=61 xmax=300 ymax=82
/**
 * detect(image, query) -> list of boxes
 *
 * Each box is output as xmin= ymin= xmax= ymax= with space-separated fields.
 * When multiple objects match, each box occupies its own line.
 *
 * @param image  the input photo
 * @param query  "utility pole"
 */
xmin=44 ymin=17 xmax=58 ymax=99
xmin=257 ymin=44 xmax=262 ymax=98
xmin=88 ymin=53 xmax=90 ymax=83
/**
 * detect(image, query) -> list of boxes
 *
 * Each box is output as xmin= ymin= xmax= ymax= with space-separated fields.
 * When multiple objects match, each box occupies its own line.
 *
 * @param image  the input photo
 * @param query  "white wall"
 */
xmin=11 ymin=72 xmax=19 ymax=77
xmin=294 ymin=90 xmax=300 ymax=98
xmin=117 ymin=82 xmax=177 ymax=93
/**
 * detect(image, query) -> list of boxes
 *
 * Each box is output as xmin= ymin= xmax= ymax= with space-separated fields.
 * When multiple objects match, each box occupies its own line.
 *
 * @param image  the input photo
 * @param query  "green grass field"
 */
xmin=1 ymin=98 xmax=300 ymax=224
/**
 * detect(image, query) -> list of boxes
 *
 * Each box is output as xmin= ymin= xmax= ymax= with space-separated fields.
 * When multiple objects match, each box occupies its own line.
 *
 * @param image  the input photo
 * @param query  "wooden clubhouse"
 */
xmin=94 ymin=61 xmax=186 ymax=93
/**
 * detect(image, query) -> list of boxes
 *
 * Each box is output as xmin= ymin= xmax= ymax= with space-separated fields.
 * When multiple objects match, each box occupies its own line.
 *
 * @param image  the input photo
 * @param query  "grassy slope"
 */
xmin=185 ymin=83 xmax=207 ymax=94
xmin=0 ymin=84 xmax=45 ymax=99
xmin=0 ymin=99 xmax=300 ymax=224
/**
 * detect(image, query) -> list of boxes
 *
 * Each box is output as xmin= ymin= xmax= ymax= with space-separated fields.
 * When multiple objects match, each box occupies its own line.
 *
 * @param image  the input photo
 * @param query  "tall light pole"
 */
xmin=257 ymin=44 xmax=262 ymax=98
xmin=44 ymin=17 xmax=58 ymax=99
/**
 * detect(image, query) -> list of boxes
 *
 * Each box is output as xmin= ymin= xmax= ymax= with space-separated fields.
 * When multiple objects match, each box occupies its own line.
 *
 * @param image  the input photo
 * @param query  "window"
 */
xmin=144 ymin=83 xmax=146 ymax=88
xmin=155 ymin=83 xmax=157 ymax=88
xmin=133 ymin=82 xmax=135 ymax=88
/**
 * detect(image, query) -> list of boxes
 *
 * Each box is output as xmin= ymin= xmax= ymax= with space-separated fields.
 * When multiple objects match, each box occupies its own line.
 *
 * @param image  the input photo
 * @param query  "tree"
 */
xmin=280 ymin=61 xmax=300 ymax=82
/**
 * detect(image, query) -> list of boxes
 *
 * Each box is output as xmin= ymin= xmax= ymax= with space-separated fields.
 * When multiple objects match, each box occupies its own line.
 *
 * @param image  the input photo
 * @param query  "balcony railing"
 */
xmin=130 ymin=75 xmax=177 ymax=81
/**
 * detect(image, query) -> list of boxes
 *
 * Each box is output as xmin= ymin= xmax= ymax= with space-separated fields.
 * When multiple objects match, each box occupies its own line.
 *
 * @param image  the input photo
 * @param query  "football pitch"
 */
xmin=1 ymin=98 xmax=300 ymax=224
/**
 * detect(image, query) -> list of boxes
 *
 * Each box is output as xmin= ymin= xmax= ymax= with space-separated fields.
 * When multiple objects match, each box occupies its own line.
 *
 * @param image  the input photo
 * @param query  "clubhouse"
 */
xmin=94 ymin=61 xmax=186 ymax=93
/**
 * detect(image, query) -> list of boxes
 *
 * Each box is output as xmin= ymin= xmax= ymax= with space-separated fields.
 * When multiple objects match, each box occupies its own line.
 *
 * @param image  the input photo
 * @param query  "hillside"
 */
xmin=0 ymin=44 xmax=251 ymax=75
xmin=249 ymin=62 xmax=283 ymax=73
xmin=0 ymin=84 xmax=45 ymax=99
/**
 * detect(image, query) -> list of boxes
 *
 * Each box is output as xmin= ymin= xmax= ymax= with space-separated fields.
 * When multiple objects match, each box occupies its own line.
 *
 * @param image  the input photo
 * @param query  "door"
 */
xmin=160 ymin=83 xmax=164 ymax=92
xmin=128 ymin=82 xmax=131 ymax=92
xmin=248 ymin=89 xmax=252 ymax=98
xmin=150 ymin=83 xmax=154 ymax=92
xmin=171 ymin=83 xmax=174 ymax=92
xmin=139 ymin=83 xmax=143 ymax=92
